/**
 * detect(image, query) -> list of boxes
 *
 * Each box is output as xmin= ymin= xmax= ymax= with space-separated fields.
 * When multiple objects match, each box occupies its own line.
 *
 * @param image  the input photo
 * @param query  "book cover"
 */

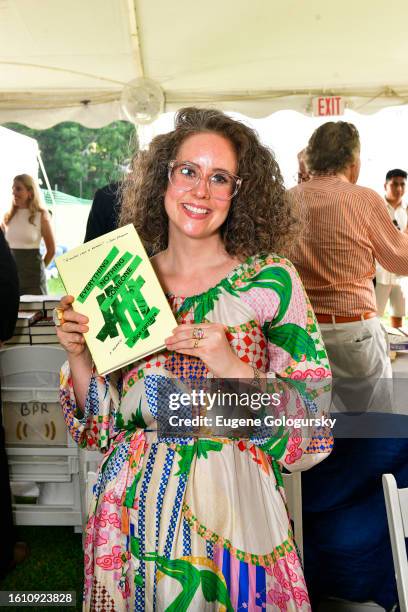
xmin=55 ymin=224 xmax=177 ymax=375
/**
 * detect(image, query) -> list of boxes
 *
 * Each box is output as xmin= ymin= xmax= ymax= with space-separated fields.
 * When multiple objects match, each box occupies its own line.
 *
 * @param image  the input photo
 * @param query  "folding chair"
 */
xmin=382 ymin=473 xmax=408 ymax=612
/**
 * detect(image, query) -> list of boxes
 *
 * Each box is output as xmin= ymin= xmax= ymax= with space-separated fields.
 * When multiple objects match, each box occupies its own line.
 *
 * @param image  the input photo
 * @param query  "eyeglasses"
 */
xmin=168 ymin=160 xmax=242 ymax=201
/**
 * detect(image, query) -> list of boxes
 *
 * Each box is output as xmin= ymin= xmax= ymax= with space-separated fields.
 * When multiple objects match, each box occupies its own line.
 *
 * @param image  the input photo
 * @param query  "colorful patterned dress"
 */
xmin=60 ymin=254 xmax=332 ymax=611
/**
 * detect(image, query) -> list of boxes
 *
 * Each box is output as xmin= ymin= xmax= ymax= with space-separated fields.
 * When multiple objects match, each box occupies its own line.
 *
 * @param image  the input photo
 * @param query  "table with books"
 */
xmin=5 ymin=294 xmax=61 ymax=347
xmin=0 ymin=294 xmax=102 ymax=531
xmin=388 ymin=326 xmax=408 ymax=377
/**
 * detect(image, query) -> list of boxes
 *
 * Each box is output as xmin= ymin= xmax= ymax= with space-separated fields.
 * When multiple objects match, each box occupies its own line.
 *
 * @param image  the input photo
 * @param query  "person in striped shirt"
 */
xmin=290 ymin=122 xmax=408 ymax=610
xmin=290 ymin=121 xmax=408 ymax=383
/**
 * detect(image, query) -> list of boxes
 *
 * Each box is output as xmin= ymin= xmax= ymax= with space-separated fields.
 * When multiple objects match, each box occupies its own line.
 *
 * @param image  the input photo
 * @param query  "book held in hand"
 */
xmin=55 ymin=224 xmax=177 ymax=375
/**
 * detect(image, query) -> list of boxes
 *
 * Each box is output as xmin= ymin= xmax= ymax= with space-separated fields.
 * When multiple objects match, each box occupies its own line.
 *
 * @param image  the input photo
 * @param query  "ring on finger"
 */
xmin=53 ymin=307 xmax=65 ymax=327
xmin=193 ymin=338 xmax=200 ymax=349
xmin=192 ymin=327 xmax=204 ymax=340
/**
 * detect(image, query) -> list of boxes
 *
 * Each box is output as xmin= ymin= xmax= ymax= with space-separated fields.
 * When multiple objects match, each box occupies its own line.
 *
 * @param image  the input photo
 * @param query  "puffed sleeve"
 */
xmin=230 ymin=254 xmax=333 ymax=471
xmin=60 ymin=361 xmax=122 ymax=451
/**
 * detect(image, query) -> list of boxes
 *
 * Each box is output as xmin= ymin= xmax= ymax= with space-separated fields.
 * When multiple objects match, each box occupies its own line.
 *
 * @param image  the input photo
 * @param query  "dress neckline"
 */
xmin=165 ymin=255 xmax=253 ymax=301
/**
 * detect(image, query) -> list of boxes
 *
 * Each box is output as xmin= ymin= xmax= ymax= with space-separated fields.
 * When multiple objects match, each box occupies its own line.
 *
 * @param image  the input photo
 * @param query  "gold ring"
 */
xmin=193 ymin=327 xmax=204 ymax=340
xmin=193 ymin=339 xmax=200 ymax=349
xmin=52 ymin=307 xmax=65 ymax=327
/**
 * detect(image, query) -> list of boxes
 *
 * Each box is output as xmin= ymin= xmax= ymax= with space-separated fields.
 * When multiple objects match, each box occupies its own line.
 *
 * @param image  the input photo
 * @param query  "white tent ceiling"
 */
xmin=1 ymin=0 xmax=408 ymax=127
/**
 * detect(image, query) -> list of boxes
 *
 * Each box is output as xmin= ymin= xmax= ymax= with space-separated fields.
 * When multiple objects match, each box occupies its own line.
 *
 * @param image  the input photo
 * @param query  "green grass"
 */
xmin=0 ymin=526 xmax=83 ymax=611
xmin=47 ymin=274 xmax=66 ymax=296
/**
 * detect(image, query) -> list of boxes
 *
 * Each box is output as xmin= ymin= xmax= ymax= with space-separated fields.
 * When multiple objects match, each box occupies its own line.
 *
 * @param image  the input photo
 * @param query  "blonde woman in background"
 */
xmin=3 ymin=174 xmax=55 ymax=295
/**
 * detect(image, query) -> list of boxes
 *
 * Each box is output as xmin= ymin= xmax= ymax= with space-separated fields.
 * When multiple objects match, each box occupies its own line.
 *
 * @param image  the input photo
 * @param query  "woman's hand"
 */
xmin=55 ymin=295 xmax=89 ymax=356
xmin=56 ymin=295 xmax=93 ymax=410
xmin=165 ymin=323 xmax=253 ymax=379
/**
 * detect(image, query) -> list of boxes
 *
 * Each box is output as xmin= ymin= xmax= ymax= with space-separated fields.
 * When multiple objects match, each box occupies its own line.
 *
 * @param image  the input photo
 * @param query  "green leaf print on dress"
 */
xmin=233 ymin=266 xmax=292 ymax=325
xmin=200 ymin=569 xmax=234 ymax=610
xmin=143 ymin=554 xmax=201 ymax=611
xmin=196 ymin=439 xmax=223 ymax=459
xmin=174 ymin=440 xmax=224 ymax=476
xmin=142 ymin=553 xmax=234 ymax=612
xmin=176 ymin=261 xmax=293 ymax=327
xmin=115 ymin=397 xmax=147 ymax=430
xmin=264 ymin=322 xmax=317 ymax=362
xmin=176 ymin=286 xmax=225 ymax=323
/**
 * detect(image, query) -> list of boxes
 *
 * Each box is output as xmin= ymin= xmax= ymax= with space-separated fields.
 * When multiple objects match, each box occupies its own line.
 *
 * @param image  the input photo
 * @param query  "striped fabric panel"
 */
xmin=182 ymin=517 xmax=192 ymax=556
xmin=218 ymin=546 xmax=266 ymax=610
xmin=290 ymin=176 xmax=408 ymax=316
xmin=237 ymin=561 xmax=249 ymax=609
xmin=228 ymin=552 xmax=240 ymax=610
xmin=214 ymin=546 xmax=267 ymax=609
xmin=153 ymin=447 xmax=175 ymax=610
xmin=255 ymin=565 xmax=267 ymax=608
xmin=135 ymin=442 xmax=158 ymax=612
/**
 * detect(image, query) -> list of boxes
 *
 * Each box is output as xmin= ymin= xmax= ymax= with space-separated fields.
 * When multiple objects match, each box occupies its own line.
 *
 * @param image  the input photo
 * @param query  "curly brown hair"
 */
xmin=120 ymin=107 xmax=299 ymax=258
xmin=306 ymin=121 xmax=360 ymax=175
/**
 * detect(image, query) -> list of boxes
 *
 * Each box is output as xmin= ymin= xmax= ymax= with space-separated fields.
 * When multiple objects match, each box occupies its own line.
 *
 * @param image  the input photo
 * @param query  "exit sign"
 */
xmin=312 ymin=96 xmax=345 ymax=117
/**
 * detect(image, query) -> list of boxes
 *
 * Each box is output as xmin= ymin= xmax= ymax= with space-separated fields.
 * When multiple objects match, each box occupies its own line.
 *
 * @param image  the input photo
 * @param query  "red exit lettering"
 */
xmin=313 ymin=96 xmax=344 ymax=116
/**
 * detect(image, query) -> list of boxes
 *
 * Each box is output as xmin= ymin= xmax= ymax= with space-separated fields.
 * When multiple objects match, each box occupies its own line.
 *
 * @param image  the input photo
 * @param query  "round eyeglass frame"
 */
xmin=167 ymin=160 xmax=242 ymax=200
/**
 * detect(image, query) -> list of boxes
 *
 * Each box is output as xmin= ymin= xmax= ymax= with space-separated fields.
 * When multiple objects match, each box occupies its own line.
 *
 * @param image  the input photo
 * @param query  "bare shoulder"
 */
xmin=40 ymin=208 xmax=52 ymax=222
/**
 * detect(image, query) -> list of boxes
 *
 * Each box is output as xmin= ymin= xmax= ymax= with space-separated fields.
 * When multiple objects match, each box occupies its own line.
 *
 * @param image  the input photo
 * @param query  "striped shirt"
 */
xmin=289 ymin=175 xmax=408 ymax=316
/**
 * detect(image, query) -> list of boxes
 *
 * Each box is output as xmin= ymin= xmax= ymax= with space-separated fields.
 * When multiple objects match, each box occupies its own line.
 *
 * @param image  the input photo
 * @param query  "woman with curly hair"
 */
xmin=3 ymin=174 xmax=55 ymax=294
xmin=57 ymin=108 xmax=332 ymax=611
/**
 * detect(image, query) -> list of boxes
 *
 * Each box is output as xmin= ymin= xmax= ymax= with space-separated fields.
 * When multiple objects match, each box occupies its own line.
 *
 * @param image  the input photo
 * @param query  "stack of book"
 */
xmin=5 ymin=311 xmax=42 ymax=345
xmin=19 ymin=295 xmax=62 ymax=315
xmin=385 ymin=326 xmax=408 ymax=354
xmin=30 ymin=318 xmax=59 ymax=345
xmin=4 ymin=295 xmax=62 ymax=346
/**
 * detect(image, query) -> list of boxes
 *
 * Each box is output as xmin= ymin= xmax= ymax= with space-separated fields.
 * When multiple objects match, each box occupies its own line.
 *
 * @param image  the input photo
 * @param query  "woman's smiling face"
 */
xmin=12 ymin=180 xmax=32 ymax=208
xmin=164 ymin=132 xmax=238 ymax=241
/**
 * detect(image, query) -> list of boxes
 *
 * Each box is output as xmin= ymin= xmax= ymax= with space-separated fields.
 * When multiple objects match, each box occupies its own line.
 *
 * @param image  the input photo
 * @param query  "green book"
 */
xmin=55 ymin=224 xmax=176 ymax=375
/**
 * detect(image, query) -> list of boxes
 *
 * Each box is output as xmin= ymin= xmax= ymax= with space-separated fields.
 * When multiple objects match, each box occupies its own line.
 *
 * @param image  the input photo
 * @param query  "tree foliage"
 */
xmin=3 ymin=121 xmax=137 ymax=200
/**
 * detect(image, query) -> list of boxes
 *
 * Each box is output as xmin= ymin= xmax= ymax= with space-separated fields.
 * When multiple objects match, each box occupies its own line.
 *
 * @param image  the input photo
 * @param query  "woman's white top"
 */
xmin=5 ymin=209 xmax=42 ymax=249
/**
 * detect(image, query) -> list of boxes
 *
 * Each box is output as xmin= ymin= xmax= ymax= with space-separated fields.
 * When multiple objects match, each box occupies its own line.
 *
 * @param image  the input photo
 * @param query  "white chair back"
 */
xmin=382 ymin=473 xmax=408 ymax=612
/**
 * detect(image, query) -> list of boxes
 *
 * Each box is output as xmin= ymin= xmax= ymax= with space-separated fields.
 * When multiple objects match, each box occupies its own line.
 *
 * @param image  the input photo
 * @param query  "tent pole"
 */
xmin=37 ymin=151 xmax=56 ymax=229
xmin=125 ymin=0 xmax=144 ymax=77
